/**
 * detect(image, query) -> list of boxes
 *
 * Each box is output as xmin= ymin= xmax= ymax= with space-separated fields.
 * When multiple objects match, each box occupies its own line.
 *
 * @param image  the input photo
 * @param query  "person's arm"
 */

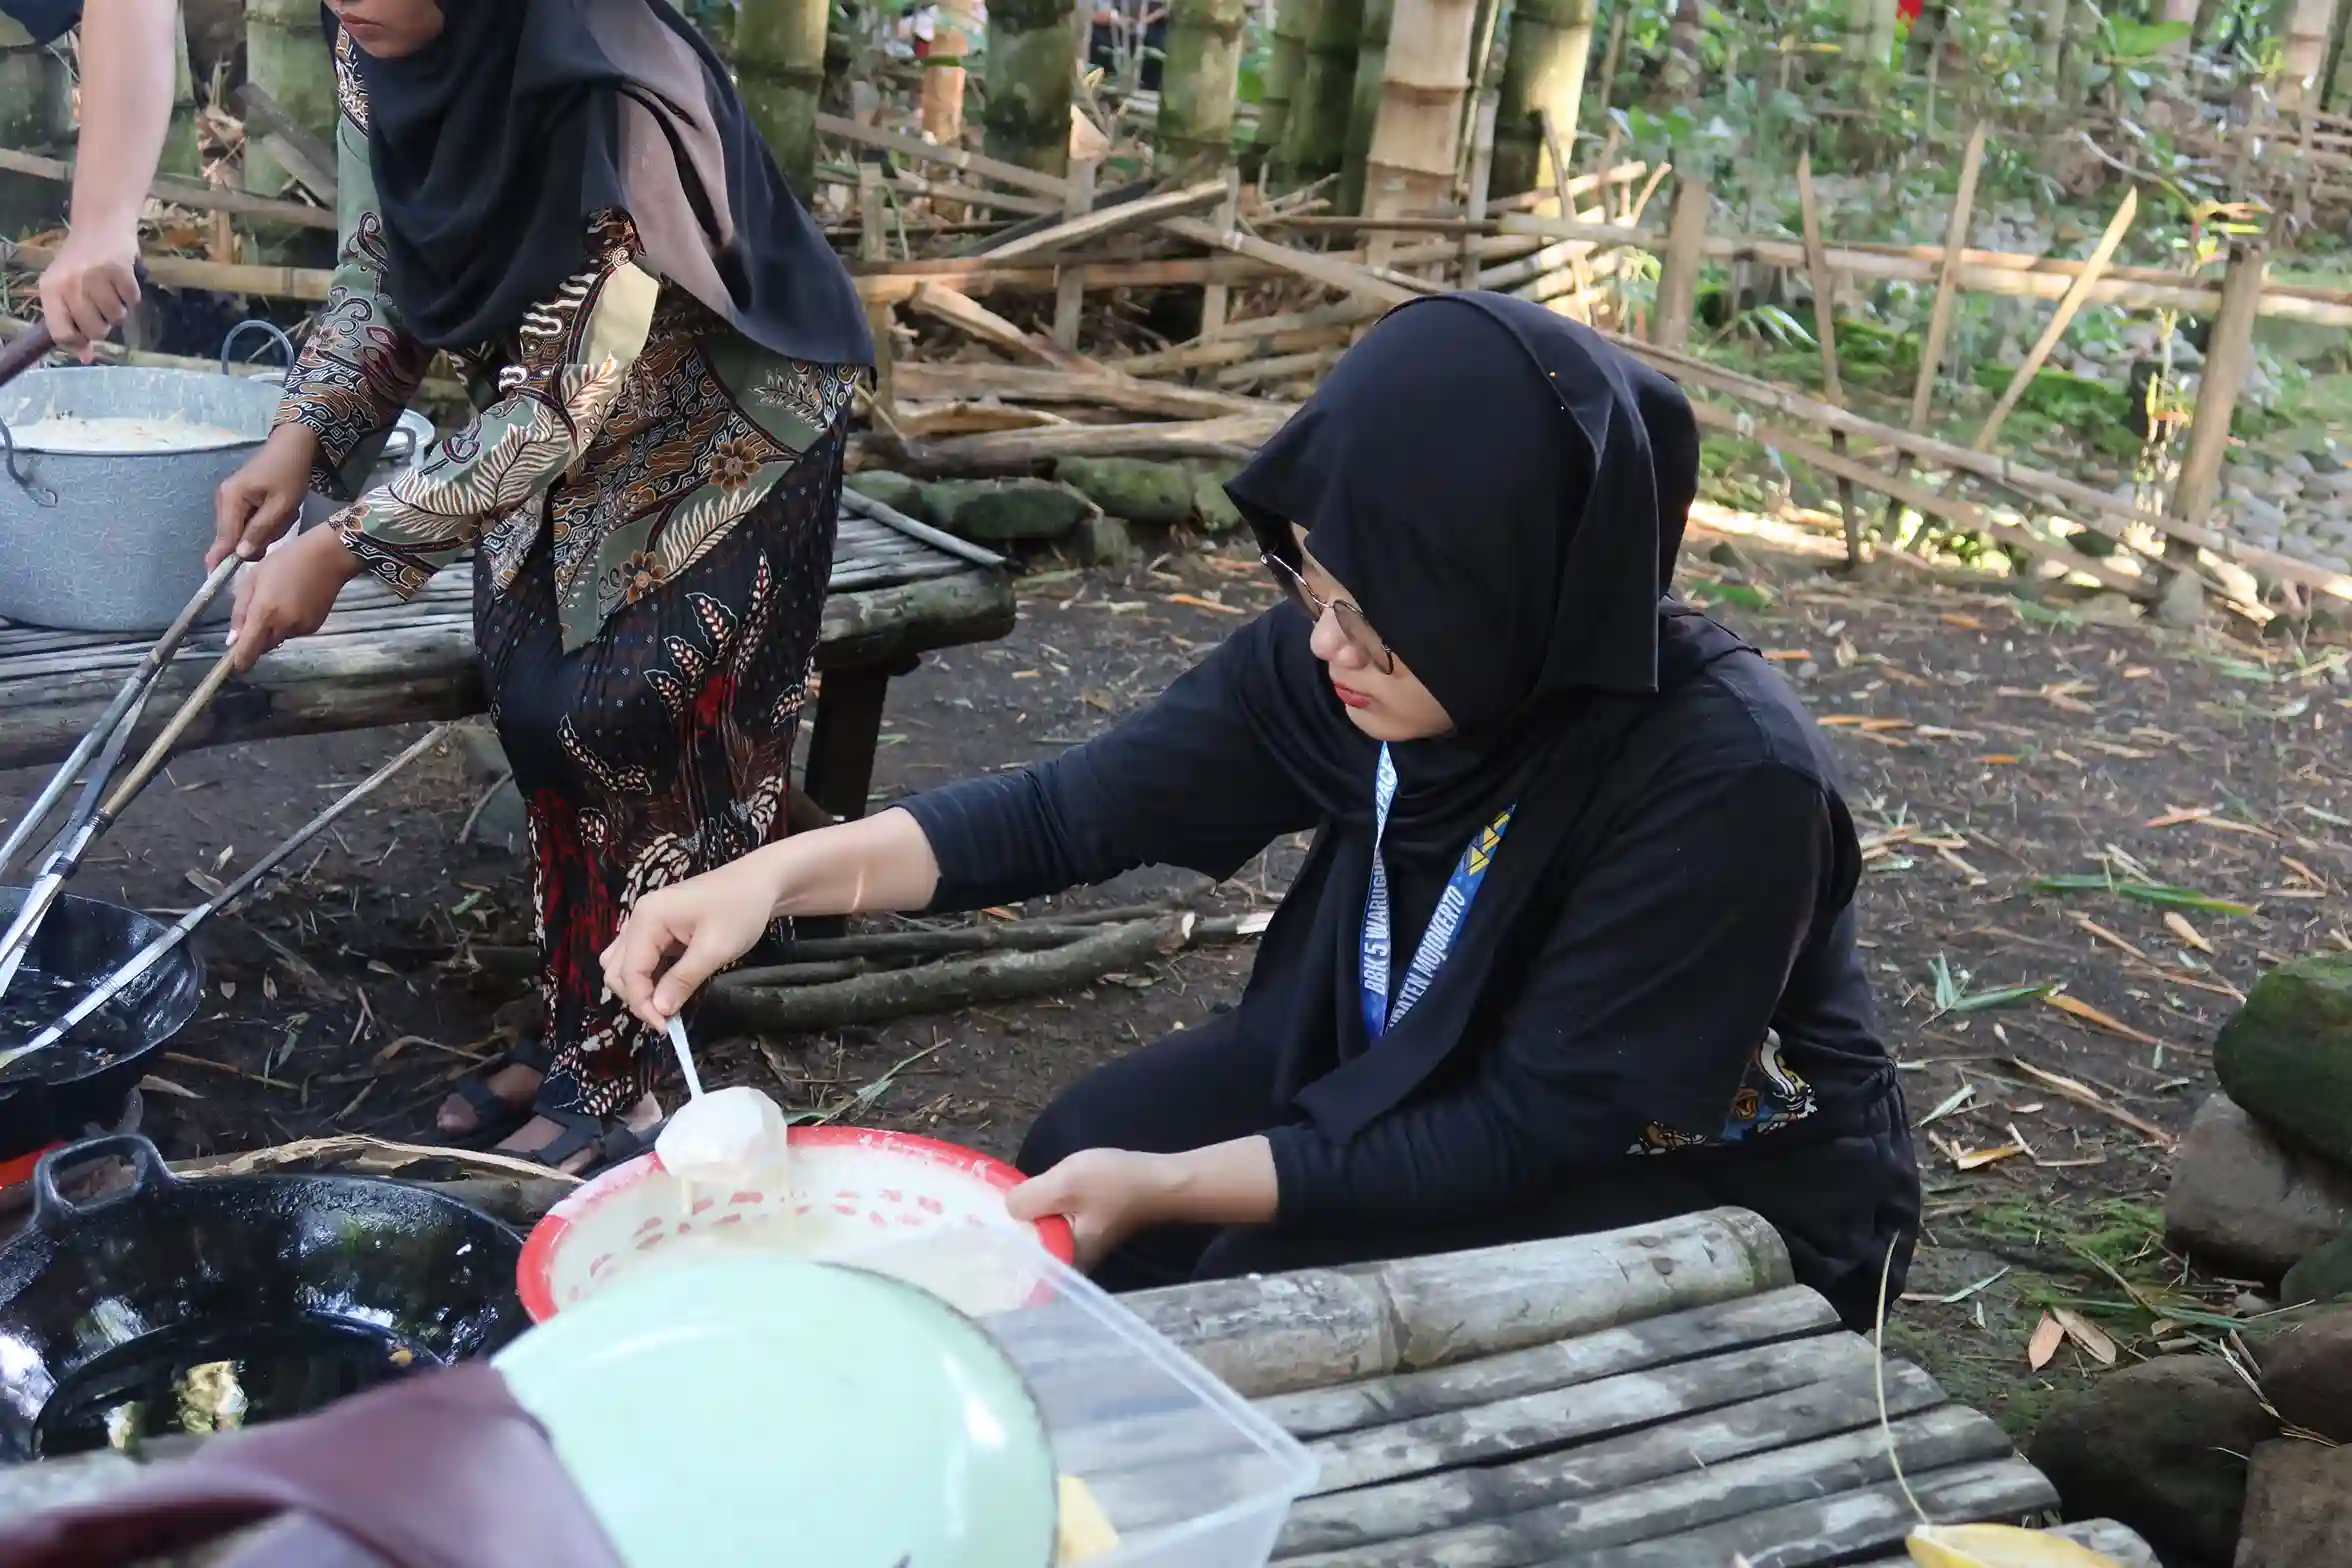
xmin=1264 ymin=760 xmax=1841 ymax=1226
xmin=36 ymin=0 xmax=178 ymax=353
xmin=605 ymin=613 xmax=1333 ymax=1023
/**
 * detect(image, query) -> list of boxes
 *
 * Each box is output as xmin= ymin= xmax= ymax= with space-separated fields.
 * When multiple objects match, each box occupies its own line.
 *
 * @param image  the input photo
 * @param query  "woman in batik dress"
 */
xmin=215 ymin=0 xmax=870 ymax=1171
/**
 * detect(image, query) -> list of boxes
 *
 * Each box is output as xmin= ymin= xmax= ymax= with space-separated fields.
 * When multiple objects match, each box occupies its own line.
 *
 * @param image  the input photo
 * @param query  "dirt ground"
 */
xmin=2 ymin=506 xmax=2346 ymax=1440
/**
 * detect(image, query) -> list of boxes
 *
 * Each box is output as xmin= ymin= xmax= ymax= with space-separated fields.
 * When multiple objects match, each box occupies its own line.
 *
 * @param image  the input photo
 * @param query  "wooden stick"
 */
xmin=1652 ymin=174 xmax=1709 ymax=350
xmin=0 ymin=146 xmax=335 ymax=230
xmin=857 ymin=166 xmax=896 ymax=424
xmin=889 ymin=360 xmax=1290 ymax=419
xmin=1156 ymin=215 xmax=1425 ymax=306
xmin=1196 ymin=168 xmax=1244 ymax=337
xmin=1793 ymin=151 xmax=1863 ymax=568
xmin=1049 ymin=158 xmax=1098 ymax=352
xmin=97 ymin=648 xmax=240 ymax=820
xmin=234 ymin=84 xmax=339 ymax=206
xmin=5 ymin=242 xmax=333 ymax=303
xmin=905 ymin=282 xmax=1101 ymax=372
xmin=1971 ymin=186 xmax=2137 ymax=449
xmin=1885 ymin=120 xmax=1989 ymax=530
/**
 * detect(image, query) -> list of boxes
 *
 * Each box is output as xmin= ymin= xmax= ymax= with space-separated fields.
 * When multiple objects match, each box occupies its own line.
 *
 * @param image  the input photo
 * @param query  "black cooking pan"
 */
xmin=0 ymin=1135 xmax=529 ymax=1461
xmin=0 ymin=889 xmax=202 ymax=1161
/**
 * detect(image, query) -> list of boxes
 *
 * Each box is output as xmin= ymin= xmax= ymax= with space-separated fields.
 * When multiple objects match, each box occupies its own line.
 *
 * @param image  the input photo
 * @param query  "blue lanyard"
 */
xmin=1360 ymin=745 xmax=1513 ymax=1041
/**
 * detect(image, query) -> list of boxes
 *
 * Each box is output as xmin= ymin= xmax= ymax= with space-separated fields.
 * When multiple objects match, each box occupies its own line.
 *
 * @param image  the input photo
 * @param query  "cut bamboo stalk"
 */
xmin=1460 ymin=91 xmax=1500 ymax=288
xmin=856 ymin=410 xmax=1289 ymax=473
xmin=1883 ymin=120 xmax=1990 ymax=533
xmin=1049 ymin=159 xmax=1097 ymax=351
xmin=1970 ymin=187 xmax=2138 ymax=450
xmin=1127 ymin=1208 xmax=1793 ymax=1399
xmin=1341 ymin=0 xmax=1396 ymax=212
xmin=1493 ymin=0 xmax=1597 ymax=197
xmin=1157 ymin=214 xmax=1424 ymax=304
xmin=982 ymin=0 xmax=1081 ymax=179
xmin=1157 ymin=0 xmax=1252 ymax=173
xmin=1363 ymin=0 xmax=1481 ymax=215
xmin=1214 ymin=346 xmax=1347 ymax=385
xmin=0 ymin=147 xmax=334 ymax=230
xmin=1651 ymin=173 xmax=1708 ymax=350
xmin=815 ymin=111 xmax=1074 ymax=199
xmin=1794 ymin=151 xmax=1863 ymax=568
xmin=5 ymin=241 xmax=332 ymax=302
xmin=2170 ymin=240 xmax=2268 ymax=532
xmin=906 ymin=282 xmax=1101 ymax=372
xmin=1538 ymin=111 xmax=1597 ymax=322
xmin=1197 ymin=168 xmax=1245 ymax=335
xmin=919 ymin=0 xmax=977 ymax=150
xmin=735 ymin=0 xmax=829 ymax=194
xmin=891 ymin=360 xmax=1288 ymax=418
xmin=979 ymin=176 xmax=1225 ymax=261
xmin=1282 ymin=0 xmax=1365 ymax=185
xmin=857 ymin=168 xmax=896 ymax=423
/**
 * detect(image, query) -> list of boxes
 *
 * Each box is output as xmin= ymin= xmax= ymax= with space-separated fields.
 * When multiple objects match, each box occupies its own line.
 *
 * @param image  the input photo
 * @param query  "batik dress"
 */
xmin=275 ymin=35 xmax=863 ymax=1116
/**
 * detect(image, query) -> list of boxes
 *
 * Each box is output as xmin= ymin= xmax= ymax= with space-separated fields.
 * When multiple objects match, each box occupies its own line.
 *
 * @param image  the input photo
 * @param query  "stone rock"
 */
xmin=1191 ymin=471 xmax=1245 ymax=535
xmin=844 ymin=469 xmax=924 ymax=516
xmin=920 ymin=480 xmax=1094 ymax=543
xmin=2216 ymin=954 xmax=2352 ymax=1168
xmin=2234 ymin=1439 xmax=2352 ymax=1567
xmin=2155 ymin=566 xmax=2207 ymax=629
xmin=2164 ymin=1094 xmax=2352 ymax=1280
xmin=2252 ymin=1306 xmax=2352 ymax=1443
xmin=1054 ymin=457 xmax=1196 ymax=528
xmin=1075 ymin=514 xmax=1139 ymax=570
xmin=2074 ymin=592 xmax=2145 ymax=627
xmin=2027 ymin=1354 xmax=2274 ymax=1567
xmin=2281 ymin=1237 xmax=2352 ymax=1308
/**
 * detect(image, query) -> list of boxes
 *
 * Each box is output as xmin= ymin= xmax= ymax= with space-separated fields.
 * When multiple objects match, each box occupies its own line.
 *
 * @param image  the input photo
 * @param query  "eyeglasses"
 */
xmin=1261 ymin=551 xmax=1394 ymax=674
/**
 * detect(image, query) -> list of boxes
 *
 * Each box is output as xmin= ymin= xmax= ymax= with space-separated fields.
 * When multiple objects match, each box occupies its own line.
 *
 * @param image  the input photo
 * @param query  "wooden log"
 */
xmin=858 ymin=409 xmax=1288 ymax=475
xmin=1970 ymin=187 xmax=2137 ymax=450
xmin=1651 ymin=174 xmax=1708 ymax=351
xmin=1128 ymin=1207 xmax=1794 ymax=1399
xmin=1568 ymin=1458 xmax=2060 ymax=1566
xmin=815 ymin=110 xmax=1075 ymax=199
xmin=702 ymin=914 xmax=1196 ymax=1030
xmin=1282 ymin=1405 xmax=2015 ymax=1567
xmin=1215 ymin=346 xmax=1347 ymax=385
xmin=1273 ymin=1361 xmax=1945 ymax=1555
xmin=1687 ymin=402 xmax=2156 ymax=600
xmin=1306 ymin=1332 xmax=1873 ymax=1495
xmin=0 ymin=146 xmax=336 ymax=230
xmin=1260 ymin=1285 xmax=1838 ymax=1440
xmin=890 ymin=360 xmax=1289 ymax=419
xmin=1614 ymin=333 xmax=2352 ymax=604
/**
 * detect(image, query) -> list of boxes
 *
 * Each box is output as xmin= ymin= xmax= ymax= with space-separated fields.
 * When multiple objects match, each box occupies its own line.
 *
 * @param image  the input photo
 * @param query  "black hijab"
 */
xmin=1219 ymin=294 xmax=1748 ymax=1137
xmin=331 ymin=0 xmax=871 ymax=367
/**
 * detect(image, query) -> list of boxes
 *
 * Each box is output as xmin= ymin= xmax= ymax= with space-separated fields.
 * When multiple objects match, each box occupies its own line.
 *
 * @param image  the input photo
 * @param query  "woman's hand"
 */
xmin=212 ymin=425 xmax=321 ymax=570
xmin=227 ymin=526 xmax=361 ymax=673
xmin=602 ymin=855 xmax=789 ymax=1027
xmin=1006 ymin=1149 xmax=1180 ymax=1272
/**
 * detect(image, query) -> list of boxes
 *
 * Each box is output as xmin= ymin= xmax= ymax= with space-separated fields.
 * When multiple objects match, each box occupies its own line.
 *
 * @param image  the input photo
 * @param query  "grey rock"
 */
xmin=2234 ymin=1439 xmax=2352 ymax=1567
xmin=2026 ymin=1354 xmax=2273 ymax=1567
xmin=1074 ymin=514 xmax=1140 ymax=570
xmin=2281 ymin=451 xmax=2316 ymax=478
xmin=2165 ymin=1093 xmax=2352 ymax=1280
xmin=2254 ymin=1305 xmax=2352 ymax=1442
xmin=2156 ymin=566 xmax=2208 ymax=629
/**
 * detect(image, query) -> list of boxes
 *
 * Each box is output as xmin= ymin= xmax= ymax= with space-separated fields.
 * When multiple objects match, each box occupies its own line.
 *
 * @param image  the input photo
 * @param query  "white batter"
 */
xmin=7 ymin=413 xmax=248 ymax=452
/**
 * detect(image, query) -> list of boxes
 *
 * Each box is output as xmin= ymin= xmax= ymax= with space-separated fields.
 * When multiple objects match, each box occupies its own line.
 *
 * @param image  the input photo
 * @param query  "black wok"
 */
xmin=0 ymin=889 xmax=203 ymax=1161
xmin=0 ymin=1135 xmax=529 ymax=1461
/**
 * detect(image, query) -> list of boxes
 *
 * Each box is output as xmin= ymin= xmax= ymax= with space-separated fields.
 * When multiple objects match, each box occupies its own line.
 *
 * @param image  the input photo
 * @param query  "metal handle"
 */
xmin=220 ymin=319 xmax=298 ymax=381
xmin=0 ymin=415 xmax=58 ymax=508
xmin=30 ymin=1133 xmax=175 ymax=1233
xmin=381 ymin=424 xmax=418 ymax=464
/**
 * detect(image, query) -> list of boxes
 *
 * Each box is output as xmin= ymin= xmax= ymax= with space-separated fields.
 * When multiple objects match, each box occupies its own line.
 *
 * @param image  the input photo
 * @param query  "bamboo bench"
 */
xmin=0 ymin=1208 xmax=2158 ymax=1563
xmin=0 ymin=498 xmax=1013 ymax=824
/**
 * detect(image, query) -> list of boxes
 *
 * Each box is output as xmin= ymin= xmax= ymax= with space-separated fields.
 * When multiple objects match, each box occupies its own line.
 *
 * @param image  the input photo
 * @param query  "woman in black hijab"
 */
xmin=603 ymin=294 xmax=1919 ymax=1327
xmin=215 ymin=0 xmax=871 ymax=1171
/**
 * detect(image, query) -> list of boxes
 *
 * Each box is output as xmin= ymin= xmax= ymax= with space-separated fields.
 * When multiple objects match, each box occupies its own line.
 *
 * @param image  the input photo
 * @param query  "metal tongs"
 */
xmin=0 ymin=560 xmax=244 ymax=1000
xmin=0 ymin=726 xmax=453 ymax=1073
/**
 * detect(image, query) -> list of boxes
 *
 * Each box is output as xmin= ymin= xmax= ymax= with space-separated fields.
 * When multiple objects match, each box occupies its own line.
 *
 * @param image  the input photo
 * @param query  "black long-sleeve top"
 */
xmin=898 ymin=619 xmax=1891 ymax=1229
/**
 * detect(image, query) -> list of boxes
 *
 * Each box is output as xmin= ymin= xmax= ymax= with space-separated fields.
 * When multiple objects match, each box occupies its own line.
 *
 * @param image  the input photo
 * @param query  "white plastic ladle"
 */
xmin=653 ymin=1014 xmax=791 ymax=1184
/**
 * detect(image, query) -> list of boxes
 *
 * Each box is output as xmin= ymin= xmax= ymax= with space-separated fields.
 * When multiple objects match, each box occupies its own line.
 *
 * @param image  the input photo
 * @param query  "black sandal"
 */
xmin=442 ymin=1036 xmax=553 ymax=1146
xmin=517 ymin=1105 xmax=668 ymax=1178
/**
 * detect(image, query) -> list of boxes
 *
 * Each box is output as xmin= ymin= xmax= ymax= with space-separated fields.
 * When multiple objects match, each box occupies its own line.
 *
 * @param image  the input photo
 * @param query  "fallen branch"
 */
xmin=704 ymin=913 xmax=1198 ymax=1031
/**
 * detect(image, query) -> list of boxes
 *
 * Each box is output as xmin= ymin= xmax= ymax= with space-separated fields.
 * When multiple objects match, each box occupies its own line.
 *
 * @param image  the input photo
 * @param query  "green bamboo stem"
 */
xmin=735 ymin=0 xmax=829 ymax=196
xmin=1253 ymin=0 xmax=1320 ymax=175
xmin=1492 ymin=0 xmax=1595 ymax=197
xmin=1339 ymin=0 xmax=1393 ymax=211
xmin=244 ymin=0 xmax=337 ymax=199
xmin=1157 ymin=0 xmax=1252 ymax=174
xmin=985 ymin=0 xmax=1080 ymax=178
xmin=1281 ymin=0 xmax=1363 ymax=184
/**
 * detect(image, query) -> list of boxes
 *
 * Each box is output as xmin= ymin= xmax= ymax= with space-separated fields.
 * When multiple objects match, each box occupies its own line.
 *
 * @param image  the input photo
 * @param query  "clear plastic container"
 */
xmin=844 ymin=1226 xmax=1319 ymax=1567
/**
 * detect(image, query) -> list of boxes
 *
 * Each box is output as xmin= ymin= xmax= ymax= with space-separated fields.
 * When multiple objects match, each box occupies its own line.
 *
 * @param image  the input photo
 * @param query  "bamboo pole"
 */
xmin=244 ymin=0 xmax=337 ymax=204
xmin=1651 ymin=173 xmax=1709 ymax=351
xmin=162 ymin=2 xmax=201 ymax=181
xmin=735 ymin=0 xmax=831 ymax=196
xmin=920 ymin=0 xmax=978 ymax=149
xmin=1793 ymin=152 xmax=1863 ymax=569
xmin=1492 ymin=0 xmax=1597 ymax=197
xmin=1198 ymin=169 xmax=1245 ymax=336
xmin=1256 ymin=0 xmax=1320 ymax=174
xmin=977 ymin=176 xmax=1225 ymax=259
xmin=858 ymin=167 xmax=896 ymax=423
xmin=2283 ymin=0 xmax=2342 ymax=112
xmin=0 ymin=147 xmax=335 ymax=230
xmin=1050 ymin=158 xmax=1097 ymax=351
xmin=1284 ymin=0 xmax=1367 ymax=185
xmin=984 ymin=0 xmax=1080 ymax=178
xmin=1156 ymin=0 xmax=1251 ymax=174
xmin=1341 ymin=0 xmax=1396 ymax=211
xmin=815 ymin=112 xmax=1074 ymax=199
xmin=1460 ymin=86 xmax=1501 ymax=288
xmin=1882 ymin=120 xmax=1988 ymax=534
xmin=2171 ymin=241 xmax=2267 ymax=533
xmin=1365 ymin=0 xmax=1482 ymax=217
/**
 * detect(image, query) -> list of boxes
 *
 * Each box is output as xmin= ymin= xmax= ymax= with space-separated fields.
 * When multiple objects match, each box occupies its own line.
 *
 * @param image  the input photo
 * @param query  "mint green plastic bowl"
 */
xmin=493 ymin=1254 xmax=1058 ymax=1567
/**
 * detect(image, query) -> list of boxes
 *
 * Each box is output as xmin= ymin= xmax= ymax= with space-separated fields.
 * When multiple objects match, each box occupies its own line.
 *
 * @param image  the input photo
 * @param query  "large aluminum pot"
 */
xmin=0 ymin=345 xmax=432 ymax=634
